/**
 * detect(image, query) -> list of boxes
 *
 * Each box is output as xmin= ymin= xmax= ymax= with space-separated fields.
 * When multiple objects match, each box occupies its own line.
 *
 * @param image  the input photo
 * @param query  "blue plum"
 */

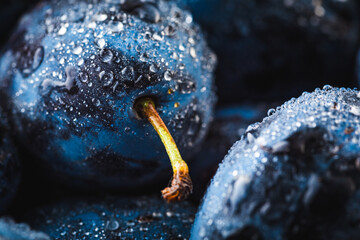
xmin=22 ymin=195 xmax=196 ymax=239
xmin=192 ymin=86 xmax=360 ymax=240
xmin=0 ymin=0 xmax=216 ymax=191
xmin=178 ymin=0 xmax=359 ymax=103
xmin=0 ymin=217 xmax=50 ymax=240
xmin=190 ymin=104 xmax=271 ymax=202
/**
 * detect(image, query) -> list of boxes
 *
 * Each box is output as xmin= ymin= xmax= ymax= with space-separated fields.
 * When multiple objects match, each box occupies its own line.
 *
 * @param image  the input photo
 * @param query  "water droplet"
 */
xmin=99 ymin=71 xmax=114 ymax=86
xmin=92 ymin=98 xmax=101 ymax=107
xmin=189 ymin=47 xmax=197 ymax=58
xmin=121 ymin=66 xmax=135 ymax=81
xmin=94 ymin=13 xmax=108 ymax=21
xmin=149 ymin=64 xmax=158 ymax=73
xmin=163 ymin=24 xmax=175 ymax=36
xmin=100 ymin=49 xmax=113 ymax=63
xmin=108 ymin=21 xmax=124 ymax=32
xmin=144 ymin=32 xmax=151 ymax=41
xmin=164 ymin=70 xmax=172 ymax=81
xmin=58 ymin=25 xmax=67 ymax=35
xmin=323 ymin=85 xmax=332 ymax=91
xmin=179 ymin=44 xmax=185 ymax=51
xmin=267 ymin=108 xmax=276 ymax=116
xmin=73 ymin=46 xmax=83 ymax=55
xmin=153 ymin=33 xmax=163 ymax=41
xmin=139 ymin=53 xmax=149 ymax=63
xmin=79 ymin=72 xmax=89 ymax=83
xmin=106 ymin=219 xmax=119 ymax=231
xmin=350 ymin=106 xmax=360 ymax=116
xmin=95 ymin=38 xmax=106 ymax=49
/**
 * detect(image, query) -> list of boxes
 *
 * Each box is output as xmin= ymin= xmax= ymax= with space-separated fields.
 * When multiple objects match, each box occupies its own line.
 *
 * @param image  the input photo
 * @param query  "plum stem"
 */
xmin=135 ymin=97 xmax=192 ymax=202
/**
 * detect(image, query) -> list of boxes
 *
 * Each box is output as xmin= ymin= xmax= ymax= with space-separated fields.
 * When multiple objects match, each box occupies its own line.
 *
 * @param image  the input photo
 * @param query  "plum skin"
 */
xmin=19 ymin=195 xmax=196 ymax=240
xmin=192 ymin=87 xmax=360 ymax=240
xmin=0 ymin=0 xmax=216 ymax=190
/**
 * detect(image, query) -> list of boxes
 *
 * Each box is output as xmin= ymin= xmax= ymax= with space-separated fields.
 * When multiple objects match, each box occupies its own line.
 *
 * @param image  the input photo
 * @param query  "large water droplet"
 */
xmin=95 ymin=38 xmax=106 ymax=49
xmin=163 ymin=24 xmax=176 ymax=36
xmin=121 ymin=66 xmax=135 ymax=81
xmin=58 ymin=25 xmax=67 ymax=35
xmin=100 ymin=49 xmax=113 ymax=63
xmin=108 ymin=21 xmax=124 ymax=33
xmin=94 ymin=13 xmax=108 ymax=22
xmin=140 ymin=53 xmax=149 ymax=62
xmin=99 ymin=71 xmax=114 ymax=86
xmin=267 ymin=108 xmax=276 ymax=116
xmin=164 ymin=70 xmax=172 ymax=81
xmin=106 ymin=219 xmax=120 ymax=231
xmin=79 ymin=71 xmax=89 ymax=83
xmin=73 ymin=46 xmax=83 ymax=55
xmin=149 ymin=64 xmax=158 ymax=73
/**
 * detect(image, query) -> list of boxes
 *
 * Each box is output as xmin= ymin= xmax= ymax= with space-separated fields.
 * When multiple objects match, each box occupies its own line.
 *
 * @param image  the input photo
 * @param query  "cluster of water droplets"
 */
xmin=26 ymin=196 xmax=195 ymax=240
xmin=4 ymin=0 xmax=215 ymax=128
xmin=0 ymin=0 xmax=217 ymax=166
xmin=192 ymin=86 xmax=360 ymax=240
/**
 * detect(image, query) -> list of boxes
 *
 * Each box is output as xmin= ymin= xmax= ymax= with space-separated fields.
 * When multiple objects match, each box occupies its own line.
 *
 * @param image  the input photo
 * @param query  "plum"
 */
xmin=192 ymin=86 xmax=360 ymax=240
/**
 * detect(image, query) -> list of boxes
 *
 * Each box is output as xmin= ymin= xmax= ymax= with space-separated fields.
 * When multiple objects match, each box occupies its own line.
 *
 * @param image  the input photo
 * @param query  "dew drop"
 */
xmin=92 ymin=98 xmax=101 ymax=107
xmin=94 ymin=13 xmax=108 ymax=21
xmin=164 ymin=70 xmax=172 ymax=81
xmin=323 ymin=85 xmax=332 ymax=91
xmin=58 ymin=25 xmax=67 ymax=35
xmin=189 ymin=47 xmax=197 ymax=58
xmin=108 ymin=21 xmax=124 ymax=32
xmin=73 ymin=46 xmax=83 ymax=55
xmin=121 ymin=66 xmax=135 ymax=81
xmin=95 ymin=38 xmax=106 ymax=49
xmin=140 ymin=53 xmax=149 ymax=62
xmin=100 ymin=49 xmax=113 ymax=63
xmin=179 ymin=44 xmax=185 ymax=51
xmin=163 ymin=24 xmax=175 ymax=36
xmin=99 ymin=71 xmax=114 ymax=86
xmin=149 ymin=64 xmax=158 ymax=73
xmin=267 ymin=108 xmax=276 ymax=116
xmin=106 ymin=219 xmax=119 ymax=231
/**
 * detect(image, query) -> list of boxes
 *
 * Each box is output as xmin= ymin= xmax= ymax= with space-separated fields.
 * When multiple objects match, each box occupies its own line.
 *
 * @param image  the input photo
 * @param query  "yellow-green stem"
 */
xmin=135 ymin=98 xmax=192 ymax=202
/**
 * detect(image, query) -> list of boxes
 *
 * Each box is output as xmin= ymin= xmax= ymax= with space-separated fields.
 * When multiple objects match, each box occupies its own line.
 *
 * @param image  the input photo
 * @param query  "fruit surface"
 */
xmin=190 ymin=104 xmax=270 ymax=202
xmin=0 ymin=217 xmax=50 ymax=240
xmin=0 ymin=0 xmax=216 ymax=190
xmin=192 ymin=86 xmax=360 ymax=240
xmin=21 ymin=195 xmax=196 ymax=240
xmin=179 ymin=0 xmax=359 ymax=103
